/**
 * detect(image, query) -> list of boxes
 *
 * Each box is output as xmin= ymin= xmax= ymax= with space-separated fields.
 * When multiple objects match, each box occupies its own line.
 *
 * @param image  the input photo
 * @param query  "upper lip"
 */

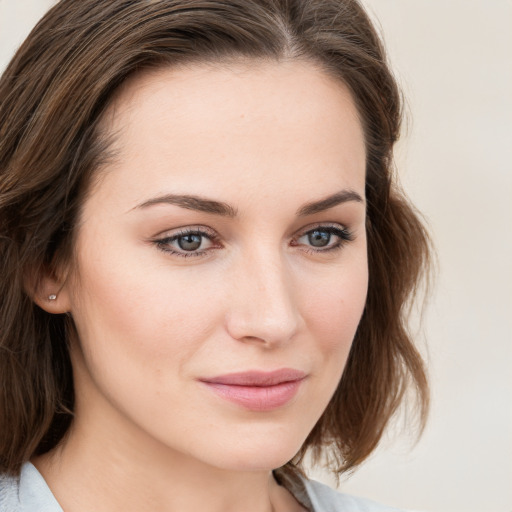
xmin=200 ymin=368 xmax=307 ymax=387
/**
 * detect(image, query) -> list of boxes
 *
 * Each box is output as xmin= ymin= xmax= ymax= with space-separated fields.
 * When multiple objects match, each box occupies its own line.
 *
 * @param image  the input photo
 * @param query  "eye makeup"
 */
xmin=152 ymin=222 xmax=354 ymax=259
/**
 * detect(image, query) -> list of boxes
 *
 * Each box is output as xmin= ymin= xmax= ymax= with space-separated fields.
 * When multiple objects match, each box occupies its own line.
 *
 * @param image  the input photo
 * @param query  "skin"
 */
xmin=35 ymin=59 xmax=368 ymax=512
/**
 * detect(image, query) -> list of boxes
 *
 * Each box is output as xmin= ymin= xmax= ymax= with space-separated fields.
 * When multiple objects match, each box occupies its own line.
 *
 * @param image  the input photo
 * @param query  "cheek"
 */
xmin=286 ymin=259 xmax=368 ymax=431
xmin=67 ymin=243 xmax=226 ymax=436
xmin=300 ymin=262 xmax=368 ymax=357
xmin=68 ymin=240 xmax=222 ymax=372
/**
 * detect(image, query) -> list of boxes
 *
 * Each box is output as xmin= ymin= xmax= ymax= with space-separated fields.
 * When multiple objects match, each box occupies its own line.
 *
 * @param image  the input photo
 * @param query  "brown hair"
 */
xmin=0 ymin=0 xmax=430 ymax=477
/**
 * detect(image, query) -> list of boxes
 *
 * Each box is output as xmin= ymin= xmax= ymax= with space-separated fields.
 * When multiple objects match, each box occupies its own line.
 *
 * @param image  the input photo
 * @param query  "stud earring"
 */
xmin=48 ymin=294 xmax=57 ymax=301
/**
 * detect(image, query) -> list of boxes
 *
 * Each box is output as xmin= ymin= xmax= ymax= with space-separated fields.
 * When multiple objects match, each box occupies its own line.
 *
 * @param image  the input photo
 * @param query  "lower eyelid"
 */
xmin=168 ymin=233 xmax=212 ymax=247
xmin=293 ymin=227 xmax=353 ymax=252
xmin=153 ymin=224 xmax=353 ymax=257
xmin=298 ymin=226 xmax=352 ymax=239
xmin=155 ymin=240 xmax=210 ymax=258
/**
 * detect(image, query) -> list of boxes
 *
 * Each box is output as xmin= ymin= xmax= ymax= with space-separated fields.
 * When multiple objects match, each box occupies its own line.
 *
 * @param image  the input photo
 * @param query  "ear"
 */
xmin=25 ymin=265 xmax=72 ymax=315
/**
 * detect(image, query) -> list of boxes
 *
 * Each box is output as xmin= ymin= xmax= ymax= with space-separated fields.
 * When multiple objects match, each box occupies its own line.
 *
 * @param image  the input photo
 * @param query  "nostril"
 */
xmin=225 ymin=299 xmax=300 ymax=347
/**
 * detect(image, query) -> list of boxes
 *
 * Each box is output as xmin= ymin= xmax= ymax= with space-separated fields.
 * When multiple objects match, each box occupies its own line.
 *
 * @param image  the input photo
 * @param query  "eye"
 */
xmin=154 ymin=228 xmax=218 ymax=258
xmin=306 ymin=229 xmax=332 ymax=247
xmin=176 ymin=233 xmax=203 ymax=251
xmin=294 ymin=225 xmax=353 ymax=253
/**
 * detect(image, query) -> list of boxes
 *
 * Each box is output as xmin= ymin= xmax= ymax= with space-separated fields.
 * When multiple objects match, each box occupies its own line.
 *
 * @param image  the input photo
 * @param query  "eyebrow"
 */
xmin=296 ymin=190 xmax=364 ymax=216
xmin=133 ymin=189 xmax=364 ymax=217
xmin=134 ymin=194 xmax=238 ymax=217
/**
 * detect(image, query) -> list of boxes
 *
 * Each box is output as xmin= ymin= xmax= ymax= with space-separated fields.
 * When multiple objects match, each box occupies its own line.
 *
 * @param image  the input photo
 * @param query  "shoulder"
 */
xmin=0 ymin=463 xmax=62 ymax=512
xmin=0 ymin=471 xmax=21 ymax=512
xmin=302 ymin=477 xmax=404 ymax=512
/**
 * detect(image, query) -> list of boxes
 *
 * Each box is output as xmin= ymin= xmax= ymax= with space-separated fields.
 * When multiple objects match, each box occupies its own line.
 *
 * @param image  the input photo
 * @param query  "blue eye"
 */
xmin=296 ymin=226 xmax=353 ymax=252
xmin=176 ymin=233 xmax=203 ymax=251
xmin=155 ymin=229 xmax=216 ymax=257
xmin=307 ymin=229 xmax=332 ymax=247
xmin=154 ymin=224 xmax=353 ymax=259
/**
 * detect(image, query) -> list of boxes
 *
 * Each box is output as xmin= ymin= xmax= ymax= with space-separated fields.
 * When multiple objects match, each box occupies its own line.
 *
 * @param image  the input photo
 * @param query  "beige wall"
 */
xmin=1 ymin=1 xmax=511 ymax=511
xmin=319 ymin=2 xmax=512 ymax=511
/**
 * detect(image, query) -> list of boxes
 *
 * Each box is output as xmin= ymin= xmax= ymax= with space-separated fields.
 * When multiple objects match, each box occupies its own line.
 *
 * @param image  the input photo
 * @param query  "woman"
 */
xmin=0 ymin=0 xmax=430 ymax=510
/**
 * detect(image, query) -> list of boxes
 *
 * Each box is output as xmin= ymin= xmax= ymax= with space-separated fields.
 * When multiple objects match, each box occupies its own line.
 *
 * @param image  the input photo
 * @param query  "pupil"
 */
xmin=178 ymin=234 xmax=202 ymax=251
xmin=308 ymin=230 xmax=330 ymax=247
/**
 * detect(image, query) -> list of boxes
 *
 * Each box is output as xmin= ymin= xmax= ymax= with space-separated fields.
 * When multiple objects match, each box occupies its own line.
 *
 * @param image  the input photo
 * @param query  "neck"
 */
xmin=32 ymin=408 xmax=303 ymax=512
xmin=32 ymin=347 xmax=306 ymax=512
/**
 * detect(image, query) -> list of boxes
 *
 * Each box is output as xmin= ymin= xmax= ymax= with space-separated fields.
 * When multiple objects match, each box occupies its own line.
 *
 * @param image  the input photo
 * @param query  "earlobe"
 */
xmin=36 ymin=291 xmax=71 ymax=314
xmin=25 ymin=268 xmax=72 ymax=314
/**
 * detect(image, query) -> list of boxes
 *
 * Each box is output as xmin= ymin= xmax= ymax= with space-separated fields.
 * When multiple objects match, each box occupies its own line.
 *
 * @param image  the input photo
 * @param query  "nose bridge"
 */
xmin=226 ymin=244 xmax=300 ymax=345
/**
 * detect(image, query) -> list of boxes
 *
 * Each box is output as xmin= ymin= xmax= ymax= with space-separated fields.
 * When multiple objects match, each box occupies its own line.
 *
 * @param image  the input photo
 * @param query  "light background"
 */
xmin=1 ymin=1 xmax=510 ymax=511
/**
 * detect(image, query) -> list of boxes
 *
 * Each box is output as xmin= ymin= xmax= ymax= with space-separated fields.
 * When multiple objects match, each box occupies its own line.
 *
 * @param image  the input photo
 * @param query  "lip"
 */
xmin=199 ymin=369 xmax=306 ymax=411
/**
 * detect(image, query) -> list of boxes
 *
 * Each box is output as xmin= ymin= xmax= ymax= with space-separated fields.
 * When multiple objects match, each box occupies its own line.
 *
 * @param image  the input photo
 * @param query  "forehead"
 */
xmin=92 ymin=59 xmax=366 ymax=210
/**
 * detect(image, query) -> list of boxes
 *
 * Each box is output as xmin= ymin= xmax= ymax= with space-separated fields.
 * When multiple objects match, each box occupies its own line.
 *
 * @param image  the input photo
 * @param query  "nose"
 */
xmin=225 ymin=248 xmax=301 ymax=347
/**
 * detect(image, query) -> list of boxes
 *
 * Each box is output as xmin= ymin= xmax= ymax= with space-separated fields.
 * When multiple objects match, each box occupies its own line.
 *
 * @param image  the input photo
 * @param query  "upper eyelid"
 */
xmin=153 ymin=225 xmax=217 ymax=239
xmin=293 ymin=221 xmax=349 ymax=237
xmin=295 ymin=225 xmax=351 ymax=244
xmin=152 ymin=223 xmax=353 ymax=259
xmin=153 ymin=228 xmax=218 ymax=258
xmin=153 ymin=222 xmax=350 ymax=239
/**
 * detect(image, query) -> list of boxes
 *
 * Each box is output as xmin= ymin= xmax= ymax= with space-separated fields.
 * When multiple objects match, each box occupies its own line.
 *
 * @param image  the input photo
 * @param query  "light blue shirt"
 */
xmin=1 ymin=462 xmax=403 ymax=511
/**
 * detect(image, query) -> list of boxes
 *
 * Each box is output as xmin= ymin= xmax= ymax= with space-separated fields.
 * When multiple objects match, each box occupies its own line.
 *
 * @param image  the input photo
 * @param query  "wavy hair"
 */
xmin=0 ymin=0 xmax=430 ymax=476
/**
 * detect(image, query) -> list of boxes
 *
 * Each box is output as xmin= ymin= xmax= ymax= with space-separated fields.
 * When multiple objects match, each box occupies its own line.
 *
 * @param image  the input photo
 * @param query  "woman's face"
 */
xmin=61 ymin=60 xmax=368 ymax=471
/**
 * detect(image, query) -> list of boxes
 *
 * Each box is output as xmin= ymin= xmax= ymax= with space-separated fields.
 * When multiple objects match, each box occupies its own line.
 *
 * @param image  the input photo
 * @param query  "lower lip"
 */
xmin=201 ymin=380 xmax=303 ymax=411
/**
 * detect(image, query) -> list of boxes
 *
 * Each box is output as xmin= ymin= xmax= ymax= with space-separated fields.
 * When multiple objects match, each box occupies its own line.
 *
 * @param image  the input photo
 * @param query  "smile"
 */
xmin=199 ymin=369 xmax=306 ymax=411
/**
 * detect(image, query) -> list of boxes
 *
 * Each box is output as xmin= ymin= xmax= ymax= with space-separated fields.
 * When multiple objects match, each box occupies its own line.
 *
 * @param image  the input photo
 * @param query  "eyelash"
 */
xmin=154 ymin=227 xmax=220 ymax=259
xmin=153 ymin=224 xmax=354 ymax=259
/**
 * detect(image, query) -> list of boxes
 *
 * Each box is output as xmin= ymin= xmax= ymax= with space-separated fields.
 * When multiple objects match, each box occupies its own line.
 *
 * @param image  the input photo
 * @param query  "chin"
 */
xmin=212 ymin=450 xmax=298 ymax=473
xmin=187 ymin=426 xmax=307 ymax=473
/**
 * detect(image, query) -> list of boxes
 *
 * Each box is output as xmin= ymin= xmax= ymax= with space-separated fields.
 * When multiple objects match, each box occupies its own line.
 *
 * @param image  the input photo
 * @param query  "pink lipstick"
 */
xmin=199 ymin=369 xmax=306 ymax=411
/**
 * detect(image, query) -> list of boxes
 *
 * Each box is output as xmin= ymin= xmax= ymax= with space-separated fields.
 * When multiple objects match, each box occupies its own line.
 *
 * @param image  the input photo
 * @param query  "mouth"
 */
xmin=199 ymin=369 xmax=307 ymax=411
